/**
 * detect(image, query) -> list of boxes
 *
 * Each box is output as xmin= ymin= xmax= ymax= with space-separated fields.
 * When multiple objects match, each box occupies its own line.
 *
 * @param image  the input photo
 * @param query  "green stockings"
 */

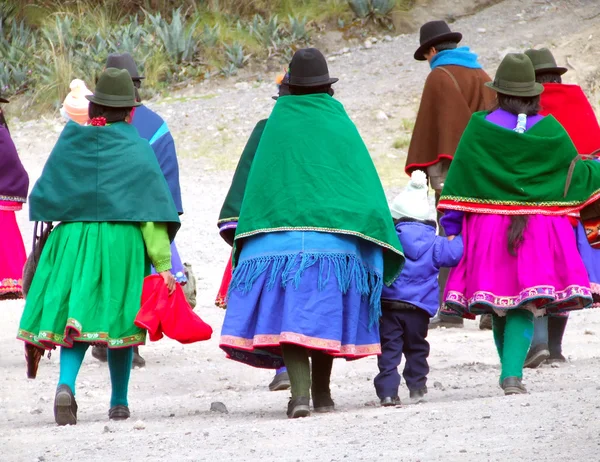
xmin=281 ymin=344 xmax=334 ymax=399
xmin=492 ymin=310 xmax=534 ymax=382
xmin=57 ymin=342 xmax=133 ymax=407
xmin=282 ymin=344 xmax=311 ymax=398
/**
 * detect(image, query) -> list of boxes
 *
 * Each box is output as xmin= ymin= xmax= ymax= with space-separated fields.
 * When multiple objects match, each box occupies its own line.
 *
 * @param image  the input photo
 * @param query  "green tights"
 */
xmin=58 ymin=342 xmax=133 ymax=407
xmin=492 ymin=309 xmax=534 ymax=382
xmin=281 ymin=344 xmax=334 ymax=398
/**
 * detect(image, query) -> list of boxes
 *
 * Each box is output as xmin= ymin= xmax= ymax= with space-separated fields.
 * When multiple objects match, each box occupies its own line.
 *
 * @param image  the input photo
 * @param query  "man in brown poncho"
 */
xmin=406 ymin=20 xmax=495 ymax=328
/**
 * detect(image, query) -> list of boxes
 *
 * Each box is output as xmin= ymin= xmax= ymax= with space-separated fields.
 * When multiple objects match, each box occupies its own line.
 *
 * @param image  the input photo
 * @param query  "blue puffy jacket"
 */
xmin=382 ymin=220 xmax=463 ymax=317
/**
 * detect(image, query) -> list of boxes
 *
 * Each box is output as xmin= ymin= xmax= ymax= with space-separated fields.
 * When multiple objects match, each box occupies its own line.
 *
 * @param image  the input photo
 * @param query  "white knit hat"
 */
xmin=390 ymin=170 xmax=430 ymax=221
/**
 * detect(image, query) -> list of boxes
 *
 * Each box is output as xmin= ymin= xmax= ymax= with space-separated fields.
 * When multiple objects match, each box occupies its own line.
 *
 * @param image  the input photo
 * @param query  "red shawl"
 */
xmin=540 ymin=83 xmax=600 ymax=154
xmin=136 ymin=275 xmax=212 ymax=343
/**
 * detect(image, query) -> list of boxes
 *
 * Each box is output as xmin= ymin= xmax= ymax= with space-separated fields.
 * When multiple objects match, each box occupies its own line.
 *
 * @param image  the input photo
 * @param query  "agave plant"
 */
xmin=146 ymin=8 xmax=199 ymax=64
xmin=288 ymin=15 xmax=309 ymax=42
xmin=347 ymin=0 xmax=396 ymax=19
xmin=224 ymin=42 xmax=251 ymax=69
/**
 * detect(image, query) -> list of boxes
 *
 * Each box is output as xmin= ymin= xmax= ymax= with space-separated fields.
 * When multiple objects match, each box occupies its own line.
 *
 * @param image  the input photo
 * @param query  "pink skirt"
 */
xmin=0 ymin=206 xmax=27 ymax=299
xmin=443 ymin=213 xmax=592 ymax=317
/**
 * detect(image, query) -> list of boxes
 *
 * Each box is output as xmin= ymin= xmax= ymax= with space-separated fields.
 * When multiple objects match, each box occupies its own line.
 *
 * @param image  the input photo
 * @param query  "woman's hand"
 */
xmin=448 ymin=235 xmax=457 ymax=241
xmin=160 ymin=270 xmax=176 ymax=295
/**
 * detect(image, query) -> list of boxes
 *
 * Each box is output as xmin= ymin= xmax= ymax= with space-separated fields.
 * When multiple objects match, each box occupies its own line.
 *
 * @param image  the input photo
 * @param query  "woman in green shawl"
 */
xmin=17 ymin=68 xmax=180 ymax=426
xmin=219 ymin=49 xmax=404 ymax=418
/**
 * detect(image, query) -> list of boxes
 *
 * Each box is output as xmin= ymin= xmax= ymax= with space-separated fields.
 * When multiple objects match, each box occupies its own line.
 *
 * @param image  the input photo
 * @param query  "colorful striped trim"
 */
xmin=444 ymin=284 xmax=593 ymax=315
xmin=220 ymin=332 xmax=381 ymax=356
xmin=217 ymin=217 xmax=239 ymax=225
xmin=0 ymin=195 xmax=26 ymax=203
xmin=17 ymin=318 xmax=146 ymax=350
xmin=0 ymin=278 xmax=22 ymax=293
xmin=439 ymin=189 xmax=600 ymax=215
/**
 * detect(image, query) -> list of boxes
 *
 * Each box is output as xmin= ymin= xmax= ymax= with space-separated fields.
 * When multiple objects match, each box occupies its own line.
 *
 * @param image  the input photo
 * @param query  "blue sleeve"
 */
xmin=440 ymin=210 xmax=464 ymax=236
xmin=433 ymin=235 xmax=464 ymax=268
xmin=152 ymin=132 xmax=183 ymax=214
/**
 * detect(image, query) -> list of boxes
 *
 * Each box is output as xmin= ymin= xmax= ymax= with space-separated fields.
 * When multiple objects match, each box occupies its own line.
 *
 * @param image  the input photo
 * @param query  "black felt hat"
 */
xmin=414 ymin=20 xmax=462 ymax=61
xmin=288 ymin=48 xmax=338 ymax=87
xmin=106 ymin=53 xmax=144 ymax=81
xmin=524 ymin=48 xmax=568 ymax=76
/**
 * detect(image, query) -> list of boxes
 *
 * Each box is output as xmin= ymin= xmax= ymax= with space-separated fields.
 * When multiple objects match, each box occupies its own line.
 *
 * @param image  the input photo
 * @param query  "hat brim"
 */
xmin=534 ymin=66 xmax=568 ymax=76
xmin=288 ymin=77 xmax=339 ymax=88
xmin=484 ymin=81 xmax=544 ymax=97
xmin=0 ymin=97 xmax=9 ymax=103
xmin=85 ymin=95 xmax=142 ymax=108
xmin=414 ymin=32 xmax=463 ymax=61
xmin=132 ymin=76 xmax=146 ymax=81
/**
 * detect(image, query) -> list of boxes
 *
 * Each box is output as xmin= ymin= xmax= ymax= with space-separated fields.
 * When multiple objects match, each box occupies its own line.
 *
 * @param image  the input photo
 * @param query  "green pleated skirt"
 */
xmin=18 ymin=222 xmax=149 ymax=349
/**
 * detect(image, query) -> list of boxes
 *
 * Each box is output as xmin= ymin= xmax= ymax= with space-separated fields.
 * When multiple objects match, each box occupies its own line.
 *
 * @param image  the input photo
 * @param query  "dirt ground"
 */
xmin=2 ymin=0 xmax=600 ymax=460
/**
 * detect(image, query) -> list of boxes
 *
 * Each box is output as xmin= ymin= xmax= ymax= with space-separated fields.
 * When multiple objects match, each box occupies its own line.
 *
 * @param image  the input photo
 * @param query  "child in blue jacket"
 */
xmin=375 ymin=170 xmax=464 ymax=406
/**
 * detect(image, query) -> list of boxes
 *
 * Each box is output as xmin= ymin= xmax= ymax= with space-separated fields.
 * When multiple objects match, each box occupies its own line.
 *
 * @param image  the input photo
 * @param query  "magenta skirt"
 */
xmin=0 ymin=204 xmax=27 ymax=298
xmin=442 ymin=213 xmax=592 ymax=317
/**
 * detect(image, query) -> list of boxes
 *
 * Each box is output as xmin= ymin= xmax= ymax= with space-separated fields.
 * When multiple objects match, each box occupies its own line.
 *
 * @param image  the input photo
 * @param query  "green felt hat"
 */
xmin=485 ymin=53 xmax=544 ymax=97
xmin=86 ymin=68 xmax=141 ymax=108
xmin=524 ymin=48 xmax=568 ymax=76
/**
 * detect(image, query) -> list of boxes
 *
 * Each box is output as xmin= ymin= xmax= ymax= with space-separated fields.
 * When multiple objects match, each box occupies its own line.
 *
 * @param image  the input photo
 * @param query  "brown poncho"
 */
xmin=405 ymin=65 xmax=495 ymax=174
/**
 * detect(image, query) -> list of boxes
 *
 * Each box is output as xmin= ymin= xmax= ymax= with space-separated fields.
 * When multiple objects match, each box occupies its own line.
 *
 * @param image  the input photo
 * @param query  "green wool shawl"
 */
xmin=439 ymin=111 xmax=600 ymax=215
xmin=218 ymin=118 xmax=267 ymax=225
xmin=30 ymin=121 xmax=180 ymax=241
xmin=234 ymin=94 xmax=404 ymax=285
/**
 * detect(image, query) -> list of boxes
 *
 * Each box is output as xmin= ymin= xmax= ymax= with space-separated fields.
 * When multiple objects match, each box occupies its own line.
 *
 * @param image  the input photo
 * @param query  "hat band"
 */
xmin=92 ymin=90 xmax=135 ymax=102
xmin=290 ymin=73 xmax=331 ymax=85
xmin=493 ymin=78 xmax=536 ymax=91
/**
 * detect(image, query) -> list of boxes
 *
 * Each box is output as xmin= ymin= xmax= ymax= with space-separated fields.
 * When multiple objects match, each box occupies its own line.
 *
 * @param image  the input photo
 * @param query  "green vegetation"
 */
xmin=0 ymin=0 xmax=413 ymax=112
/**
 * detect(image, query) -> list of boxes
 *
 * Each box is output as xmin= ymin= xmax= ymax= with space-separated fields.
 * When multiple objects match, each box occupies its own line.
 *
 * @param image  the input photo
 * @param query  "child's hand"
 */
xmin=448 ymin=235 xmax=457 ymax=241
xmin=160 ymin=270 xmax=176 ymax=295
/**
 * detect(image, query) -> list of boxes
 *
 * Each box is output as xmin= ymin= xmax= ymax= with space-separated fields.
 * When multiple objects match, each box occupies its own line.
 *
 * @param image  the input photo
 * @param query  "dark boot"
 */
xmin=109 ymin=404 xmax=131 ymax=421
xmin=132 ymin=346 xmax=146 ymax=368
xmin=501 ymin=376 xmax=527 ymax=395
xmin=547 ymin=316 xmax=568 ymax=363
xmin=380 ymin=396 xmax=401 ymax=407
xmin=409 ymin=386 xmax=428 ymax=403
xmin=287 ymin=397 xmax=310 ymax=419
xmin=429 ymin=313 xmax=463 ymax=329
xmin=91 ymin=345 xmax=108 ymax=362
xmin=54 ymin=384 xmax=78 ymax=426
xmin=268 ymin=371 xmax=291 ymax=391
xmin=479 ymin=314 xmax=493 ymax=330
xmin=524 ymin=343 xmax=550 ymax=369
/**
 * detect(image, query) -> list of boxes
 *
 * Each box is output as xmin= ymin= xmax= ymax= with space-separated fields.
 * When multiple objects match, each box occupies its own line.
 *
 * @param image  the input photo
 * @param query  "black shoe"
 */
xmin=380 ymin=396 xmax=401 ymax=407
xmin=312 ymin=393 xmax=335 ymax=413
xmin=429 ymin=314 xmax=463 ymax=330
xmin=54 ymin=384 xmax=78 ymax=426
xmin=409 ymin=387 xmax=428 ymax=403
xmin=524 ymin=343 xmax=550 ymax=369
xmin=91 ymin=345 xmax=108 ymax=362
xmin=479 ymin=314 xmax=493 ymax=330
xmin=546 ymin=353 xmax=567 ymax=364
xmin=132 ymin=346 xmax=146 ymax=369
xmin=109 ymin=405 xmax=131 ymax=421
xmin=268 ymin=371 xmax=291 ymax=391
xmin=501 ymin=377 xmax=527 ymax=395
xmin=287 ymin=396 xmax=310 ymax=419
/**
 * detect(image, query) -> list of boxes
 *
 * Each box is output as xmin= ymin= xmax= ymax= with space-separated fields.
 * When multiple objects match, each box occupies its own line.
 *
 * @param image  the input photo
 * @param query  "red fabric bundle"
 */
xmin=135 ymin=275 xmax=212 ymax=343
xmin=215 ymin=253 xmax=232 ymax=309
xmin=540 ymin=83 xmax=600 ymax=155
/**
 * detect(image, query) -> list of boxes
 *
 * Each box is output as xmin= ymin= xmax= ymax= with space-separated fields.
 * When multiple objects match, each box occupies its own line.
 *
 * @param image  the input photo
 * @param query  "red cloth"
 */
xmin=540 ymin=83 xmax=600 ymax=155
xmin=135 ymin=275 xmax=212 ymax=343
xmin=215 ymin=254 xmax=232 ymax=309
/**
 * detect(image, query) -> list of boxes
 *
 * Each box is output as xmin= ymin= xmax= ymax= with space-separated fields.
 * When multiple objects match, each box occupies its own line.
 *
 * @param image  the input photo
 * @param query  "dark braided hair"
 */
xmin=88 ymin=102 xmax=133 ymax=124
